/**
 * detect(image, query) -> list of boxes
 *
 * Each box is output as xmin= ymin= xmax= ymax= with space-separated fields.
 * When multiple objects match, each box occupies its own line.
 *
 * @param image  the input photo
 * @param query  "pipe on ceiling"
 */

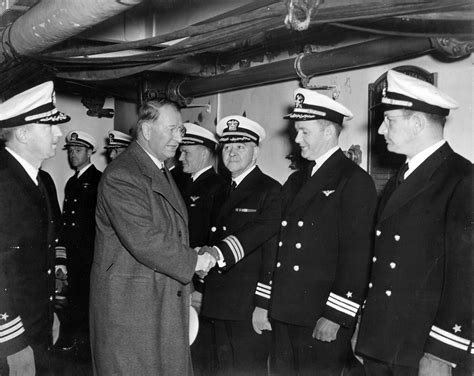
xmin=166 ymin=36 xmax=433 ymax=102
xmin=0 ymin=0 xmax=144 ymax=65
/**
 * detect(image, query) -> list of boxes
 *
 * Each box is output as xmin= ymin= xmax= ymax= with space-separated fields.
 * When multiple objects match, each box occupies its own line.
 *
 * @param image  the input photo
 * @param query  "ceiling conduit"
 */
xmin=167 ymin=36 xmax=433 ymax=102
xmin=0 ymin=0 xmax=144 ymax=65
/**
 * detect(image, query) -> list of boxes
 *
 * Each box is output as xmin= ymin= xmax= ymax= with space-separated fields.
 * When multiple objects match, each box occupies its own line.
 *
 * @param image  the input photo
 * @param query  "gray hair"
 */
xmin=136 ymin=99 xmax=179 ymax=133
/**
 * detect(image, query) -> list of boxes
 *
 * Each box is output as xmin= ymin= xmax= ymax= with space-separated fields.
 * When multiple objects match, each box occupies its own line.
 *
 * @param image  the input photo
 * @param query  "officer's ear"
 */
xmin=14 ymin=126 xmax=30 ymax=144
xmin=410 ymin=112 xmax=425 ymax=136
xmin=252 ymin=144 xmax=259 ymax=163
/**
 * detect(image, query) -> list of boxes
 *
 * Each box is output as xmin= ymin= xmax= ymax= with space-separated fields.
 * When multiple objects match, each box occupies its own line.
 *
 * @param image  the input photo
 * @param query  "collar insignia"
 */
xmin=322 ymin=190 xmax=335 ymax=196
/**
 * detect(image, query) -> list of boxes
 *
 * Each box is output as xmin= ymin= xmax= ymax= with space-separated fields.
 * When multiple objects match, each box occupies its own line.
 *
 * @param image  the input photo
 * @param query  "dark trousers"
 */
xmin=193 ymin=316 xmax=270 ymax=376
xmin=362 ymin=357 xmax=418 ymax=376
xmin=270 ymin=319 xmax=355 ymax=376
xmin=57 ymin=270 xmax=90 ymax=340
xmin=0 ymin=344 xmax=53 ymax=376
xmin=363 ymin=356 xmax=472 ymax=376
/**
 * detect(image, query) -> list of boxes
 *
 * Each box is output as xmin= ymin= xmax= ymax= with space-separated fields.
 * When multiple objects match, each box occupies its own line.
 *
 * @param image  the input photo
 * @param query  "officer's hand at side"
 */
xmin=55 ymin=267 xmax=68 ymax=294
xmin=252 ymin=307 xmax=272 ymax=334
xmin=7 ymin=346 xmax=35 ymax=376
xmin=418 ymin=353 xmax=452 ymax=376
xmin=312 ymin=317 xmax=340 ymax=342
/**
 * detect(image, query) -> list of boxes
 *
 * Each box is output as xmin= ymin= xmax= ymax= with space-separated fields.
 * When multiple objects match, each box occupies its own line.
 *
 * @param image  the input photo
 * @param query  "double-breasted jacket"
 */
xmin=270 ymin=149 xmax=377 ymax=329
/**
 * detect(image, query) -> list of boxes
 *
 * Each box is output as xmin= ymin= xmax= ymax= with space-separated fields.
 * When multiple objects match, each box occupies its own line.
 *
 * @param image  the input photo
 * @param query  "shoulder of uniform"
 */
xmin=260 ymin=173 xmax=282 ymax=189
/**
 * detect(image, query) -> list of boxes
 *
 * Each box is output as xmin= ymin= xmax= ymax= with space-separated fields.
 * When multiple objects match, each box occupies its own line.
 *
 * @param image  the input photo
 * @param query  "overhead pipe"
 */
xmin=0 ymin=0 xmax=144 ymax=65
xmin=167 ymin=36 xmax=433 ymax=102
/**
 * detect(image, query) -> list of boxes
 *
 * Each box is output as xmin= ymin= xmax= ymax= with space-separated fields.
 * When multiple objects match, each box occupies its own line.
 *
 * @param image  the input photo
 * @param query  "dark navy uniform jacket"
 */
xmin=60 ymin=164 xmax=101 ymax=285
xmin=181 ymin=167 xmax=226 ymax=294
xmin=201 ymin=166 xmax=281 ymax=320
xmin=182 ymin=167 xmax=226 ymax=249
xmin=270 ymin=149 xmax=377 ymax=329
xmin=356 ymin=143 xmax=473 ymax=369
xmin=0 ymin=148 xmax=63 ymax=357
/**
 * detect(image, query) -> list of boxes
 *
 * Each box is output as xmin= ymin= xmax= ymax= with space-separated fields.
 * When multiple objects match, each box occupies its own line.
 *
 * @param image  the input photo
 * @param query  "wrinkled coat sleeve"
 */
xmin=97 ymin=167 xmax=197 ymax=284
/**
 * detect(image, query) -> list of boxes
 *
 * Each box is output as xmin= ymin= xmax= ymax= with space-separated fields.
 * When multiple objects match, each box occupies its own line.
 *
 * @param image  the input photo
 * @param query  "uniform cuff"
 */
xmin=217 ymin=235 xmax=245 ymax=266
xmin=325 ymin=292 xmax=360 ymax=318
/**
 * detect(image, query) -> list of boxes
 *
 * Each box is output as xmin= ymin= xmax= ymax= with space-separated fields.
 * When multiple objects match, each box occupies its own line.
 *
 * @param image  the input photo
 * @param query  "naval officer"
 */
xmin=269 ymin=88 xmax=377 ymax=375
xmin=104 ymin=129 xmax=132 ymax=161
xmin=356 ymin=70 xmax=472 ymax=376
xmin=178 ymin=122 xmax=225 ymax=250
xmin=0 ymin=81 xmax=70 ymax=375
xmin=56 ymin=130 xmax=102 ymax=353
xmin=198 ymin=115 xmax=281 ymax=375
xmin=177 ymin=123 xmax=226 ymax=375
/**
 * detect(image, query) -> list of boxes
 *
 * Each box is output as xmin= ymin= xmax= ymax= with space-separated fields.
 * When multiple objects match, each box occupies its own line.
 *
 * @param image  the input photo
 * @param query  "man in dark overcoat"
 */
xmin=55 ymin=130 xmax=102 ymax=353
xmin=269 ymin=88 xmax=377 ymax=376
xmin=197 ymin=115 xmax=281 ymax=375
xmin=90 ymin=99 xmax=216 ymax=375
xmin=355 ymin=70 xmax=472 ymax=376
xmin=0 ymin=81 xmax=70 ymax=375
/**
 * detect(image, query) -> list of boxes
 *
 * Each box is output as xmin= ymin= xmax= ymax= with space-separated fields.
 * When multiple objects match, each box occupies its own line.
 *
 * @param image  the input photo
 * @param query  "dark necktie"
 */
xmin=161 ymin=167 xmax=170 ymax=183
xmin=230 ymin=180 xmax=237 ymax=191
xmin=396 ymin=163 xmax=409 ymax=187
xmin=307 ymin=161 xmax=316 ymax=181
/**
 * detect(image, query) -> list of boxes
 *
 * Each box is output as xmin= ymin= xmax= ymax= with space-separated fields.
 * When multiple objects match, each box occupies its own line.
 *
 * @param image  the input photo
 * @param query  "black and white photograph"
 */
xmin=0 ymin=1 xmax=472 ymax=375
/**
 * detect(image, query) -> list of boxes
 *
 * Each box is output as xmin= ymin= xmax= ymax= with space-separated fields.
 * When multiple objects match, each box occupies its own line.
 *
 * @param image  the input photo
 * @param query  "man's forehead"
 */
xmin=295 ymin=121 xmax=316 ymax=129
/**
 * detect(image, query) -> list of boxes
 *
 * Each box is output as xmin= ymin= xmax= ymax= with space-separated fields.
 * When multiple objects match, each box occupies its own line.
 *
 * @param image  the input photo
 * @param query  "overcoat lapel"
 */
xmin=379 ymin=143 xmax=453 ymax=222
xmin=288 ymin=150 xmax=343 ymax=216
xmin=129 ymin=142 xmax=188 ymax=224
xmin=217 ymin=167 xmax=262 ymax=220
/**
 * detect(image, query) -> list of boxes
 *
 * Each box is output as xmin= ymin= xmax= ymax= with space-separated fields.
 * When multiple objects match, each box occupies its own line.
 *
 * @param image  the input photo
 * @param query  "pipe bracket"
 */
xmin=294 ymin=52 xmax=312 ymax=87
xmin=166 ymin=77 xmax=193 ymax=107
xmin=1 ymin=23 xmax=21 ymax=66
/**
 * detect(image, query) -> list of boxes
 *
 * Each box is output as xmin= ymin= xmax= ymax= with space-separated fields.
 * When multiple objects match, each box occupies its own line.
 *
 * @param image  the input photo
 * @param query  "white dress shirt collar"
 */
xmin=137 ymin=142 xmax=164 ymax=169
xmin=404 ymin=140 xmax=446 ymax=179
xmin=232 ymin=164 xmax=257 ymax=187
xmin=77 ymin=163 xmax=93 ymax=178
xmin=311 ymin=146 xmax=340 ymax=176
xmin=192 ymin=165 xmax=213 ymax=182
xmin=5 ymin=146 xmax=39 ymax=185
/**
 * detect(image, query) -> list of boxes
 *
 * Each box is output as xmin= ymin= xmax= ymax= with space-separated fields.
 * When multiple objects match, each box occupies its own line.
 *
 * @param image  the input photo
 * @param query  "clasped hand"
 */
xmin=194 ymin=246 xmax=218 ymax=277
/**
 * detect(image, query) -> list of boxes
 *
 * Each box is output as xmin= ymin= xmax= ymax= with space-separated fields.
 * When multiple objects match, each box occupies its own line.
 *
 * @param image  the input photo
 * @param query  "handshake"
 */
xmin=194 ymin=246 xmax=220 ymax=278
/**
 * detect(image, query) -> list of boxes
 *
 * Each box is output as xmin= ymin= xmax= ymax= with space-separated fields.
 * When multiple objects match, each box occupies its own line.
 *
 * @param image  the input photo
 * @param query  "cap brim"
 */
xmin=64 ymin=141 xmax=93 ymax=150
xmin=370 ymin=102 xmax=406 ymax=112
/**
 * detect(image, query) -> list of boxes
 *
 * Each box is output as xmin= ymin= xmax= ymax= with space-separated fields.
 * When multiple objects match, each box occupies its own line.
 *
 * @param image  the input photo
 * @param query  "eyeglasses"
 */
xmin=171 ymin=126 xmax=186 ymax=137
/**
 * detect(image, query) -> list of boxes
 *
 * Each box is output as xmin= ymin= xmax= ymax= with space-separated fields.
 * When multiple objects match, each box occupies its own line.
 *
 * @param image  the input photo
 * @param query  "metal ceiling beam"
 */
xmin=167 ymin=36 xmax=433 ymax=101
xmin=0 ymin=0 xmax=144 ymax=65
